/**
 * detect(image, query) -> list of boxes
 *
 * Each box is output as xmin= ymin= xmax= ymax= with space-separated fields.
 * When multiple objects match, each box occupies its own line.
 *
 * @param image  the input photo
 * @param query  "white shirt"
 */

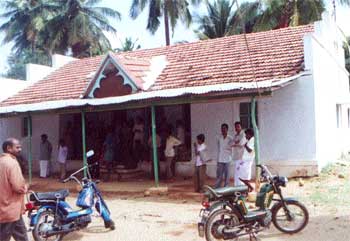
xmin=242 ymin=137 xmax=255 ymax=162
xmin=164 ymin=136 xmax=182 ymax=157
xmin=232 ymin=131 xmax=245 ymax=161
xmin=57 ymin=146 xmax=68 ymax=164
xmin=195 ymin=143 xmax=207 ymax=167
xmin=217 ymin=135 xmax=233 ymax=163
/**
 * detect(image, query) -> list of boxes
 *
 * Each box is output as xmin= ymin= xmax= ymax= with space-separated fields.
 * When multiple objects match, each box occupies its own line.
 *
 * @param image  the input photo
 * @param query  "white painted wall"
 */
xmin=0 ymin=114 xmax=60 ymax=174
xmin=306 ymin=13 xmax=350 ymax=170
xmin=26 ymin=54 xmax=76 ymax=82
xmin=0 ymin=78 xmax=30 ymax=101
xmin=188 ymin=80 xmax=319 ymax=178
xmin=190 ymin=101 xmax=237 ymax=178
xmin=259 ymin=77 xmax=316 ymax=161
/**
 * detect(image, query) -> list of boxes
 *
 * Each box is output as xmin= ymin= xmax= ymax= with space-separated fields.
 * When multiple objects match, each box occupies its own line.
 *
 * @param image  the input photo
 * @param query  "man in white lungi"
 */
xmin=234 ymin=128 xmax=255 ymax=186
xmin=39 ymin=134 xmax=52 ymax=178
xmin=232 ymin=122 xmax=245 ymax=182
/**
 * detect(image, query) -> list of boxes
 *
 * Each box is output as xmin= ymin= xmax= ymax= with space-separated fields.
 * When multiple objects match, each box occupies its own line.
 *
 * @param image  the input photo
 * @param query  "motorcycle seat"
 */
xmin=215 ymin=186 xmax=249 ymax=197
xmin=30 ymin=189 xmax=69 ymax=202
xmin=203 ymin=185 xmax=248 ymax=199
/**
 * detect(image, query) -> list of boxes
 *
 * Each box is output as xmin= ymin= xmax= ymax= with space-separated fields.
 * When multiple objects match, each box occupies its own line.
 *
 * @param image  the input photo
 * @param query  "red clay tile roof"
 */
xmin=1 ymin=24 xmax=314 ymax=107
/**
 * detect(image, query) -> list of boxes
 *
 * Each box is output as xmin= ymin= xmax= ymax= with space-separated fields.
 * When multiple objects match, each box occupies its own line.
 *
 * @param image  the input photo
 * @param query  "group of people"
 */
xmin=39 ymin=134 xmax=68 ymax=182
xmin=94 ymin=116 xmax=187 ymax=180
xmin=37 ymin=115 xmax=188 ymax=181
xmin=193 ymin=121 xmax=255 ymax=192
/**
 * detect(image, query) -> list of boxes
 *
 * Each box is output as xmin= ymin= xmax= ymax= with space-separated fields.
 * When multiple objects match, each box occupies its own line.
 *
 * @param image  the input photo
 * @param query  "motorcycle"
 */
xmin=197 ymin=164 xmax=309 ymax=241
xmin=25 ymin=150 xmax=115 ymax=241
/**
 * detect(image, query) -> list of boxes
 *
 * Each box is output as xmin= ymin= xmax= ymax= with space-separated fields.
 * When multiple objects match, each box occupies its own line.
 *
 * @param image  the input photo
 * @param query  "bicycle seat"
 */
xmin=203 ymin=185 xmax=248 ymax=199
xmin=30 ymin=189 xmax=69 ymax=202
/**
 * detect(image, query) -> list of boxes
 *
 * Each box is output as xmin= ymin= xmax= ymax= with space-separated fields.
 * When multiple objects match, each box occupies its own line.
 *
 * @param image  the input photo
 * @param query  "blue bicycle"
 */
xmin=26 ymin=151 xmax=115 ymax=241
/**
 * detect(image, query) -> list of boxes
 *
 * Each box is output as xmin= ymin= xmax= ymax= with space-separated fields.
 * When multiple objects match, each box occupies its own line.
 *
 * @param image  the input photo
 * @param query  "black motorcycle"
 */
xmin=198 ymin=165 xmax=309 ymax=241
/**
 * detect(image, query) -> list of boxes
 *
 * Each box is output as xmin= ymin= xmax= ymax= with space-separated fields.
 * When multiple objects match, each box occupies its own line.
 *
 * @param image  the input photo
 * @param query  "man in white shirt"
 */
xmin=164 ymin=129 xmax=182 ymax=180
xmin=234 ymin=128 xmax=255 ymax=186
xmin=214 ymin=123 xmax=233 ymax=188
xmin=57 ymin=139 xmax=68 ymax=181
xmin=194 ymin=134 xmax=209 ymax=192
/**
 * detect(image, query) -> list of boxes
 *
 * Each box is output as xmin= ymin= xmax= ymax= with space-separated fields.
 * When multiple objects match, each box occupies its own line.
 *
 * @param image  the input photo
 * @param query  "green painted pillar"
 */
xmin=27 ymin=115 xmax=32 ymax=184
xmin=81 ymin=110 xmax=87 ymax=178
xmin=151 ymin=105 xmax=159 ymax=187
xmin=251 ymin=96 xmax=260 ymax=189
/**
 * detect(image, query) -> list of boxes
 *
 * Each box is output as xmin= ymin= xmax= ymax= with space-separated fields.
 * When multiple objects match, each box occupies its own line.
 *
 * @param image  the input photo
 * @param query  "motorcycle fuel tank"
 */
xmin=255 ymin=183 xmax=274 ymax=209
xmin=76 ymin=186 xmax=94 ymax=208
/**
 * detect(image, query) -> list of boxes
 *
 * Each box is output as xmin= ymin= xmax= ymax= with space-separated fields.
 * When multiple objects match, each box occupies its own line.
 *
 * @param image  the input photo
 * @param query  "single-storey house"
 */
xmin=0 ymin=13 xmax=349 ymax=184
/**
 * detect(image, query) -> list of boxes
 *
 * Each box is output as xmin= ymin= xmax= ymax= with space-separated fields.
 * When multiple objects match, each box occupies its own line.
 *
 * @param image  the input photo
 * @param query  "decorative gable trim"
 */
xmin=84 ymin=53 xmax=139 ymax=98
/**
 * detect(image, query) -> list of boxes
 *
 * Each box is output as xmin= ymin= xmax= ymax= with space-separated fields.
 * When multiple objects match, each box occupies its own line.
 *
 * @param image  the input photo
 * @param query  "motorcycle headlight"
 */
xmin=279 ymin=176 xmax=288 ymax=187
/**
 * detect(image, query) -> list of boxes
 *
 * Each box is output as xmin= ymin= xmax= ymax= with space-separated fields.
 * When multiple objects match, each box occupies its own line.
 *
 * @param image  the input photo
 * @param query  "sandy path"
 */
xmin=23 ymin=196 xmax=350 ymax=241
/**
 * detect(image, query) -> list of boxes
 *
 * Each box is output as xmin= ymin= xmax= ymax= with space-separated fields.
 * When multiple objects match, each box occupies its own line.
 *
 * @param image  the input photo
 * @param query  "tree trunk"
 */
xmin=278 ymin=0 xmax=294 ymax=28
xmin=164 ymin=5 xmax=170 ymax=46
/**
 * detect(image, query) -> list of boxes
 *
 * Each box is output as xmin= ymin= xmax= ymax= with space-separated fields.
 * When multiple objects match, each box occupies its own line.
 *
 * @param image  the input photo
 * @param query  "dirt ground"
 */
xmin=23 ymin=161 xmax=350 ymax=241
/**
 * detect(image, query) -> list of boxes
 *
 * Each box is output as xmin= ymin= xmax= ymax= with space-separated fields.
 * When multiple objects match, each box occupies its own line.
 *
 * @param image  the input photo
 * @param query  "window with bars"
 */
xmin=239 ymin=102 xmax=258 ymax=129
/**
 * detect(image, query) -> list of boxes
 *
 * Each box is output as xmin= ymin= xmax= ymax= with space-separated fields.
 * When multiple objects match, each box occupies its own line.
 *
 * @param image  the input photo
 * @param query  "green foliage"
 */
xmin=309 ymin=163 xmax=350 ymax=207
xmin=129 ymin=0 xmax=201 ymax=44
xmin=4 ymin=49 xmax=51 ymax=80
xmin=195 ymin=0 xmax=327 ymax=40
xmin=0 ymin=0 xmax=121 ymax=58
xmin=194 ymin=0 xmax=260 ymax=40
xmin=253 ymin=0 xmax=325 ymax=31
xmin=115 ymin=37 xmax=141 ymax=52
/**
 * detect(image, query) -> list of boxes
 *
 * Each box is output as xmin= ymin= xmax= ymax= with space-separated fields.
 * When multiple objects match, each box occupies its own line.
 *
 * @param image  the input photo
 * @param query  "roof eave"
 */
xmin=0 ymin=71 xmax=309 ymax=117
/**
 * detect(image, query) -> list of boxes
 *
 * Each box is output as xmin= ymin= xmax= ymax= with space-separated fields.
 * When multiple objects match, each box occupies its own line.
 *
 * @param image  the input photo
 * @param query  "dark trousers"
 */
xmin=194 ymin=165 xmax=207 ymax=192
xmin=0 ymin=216 xmax=28 ymax=241
xmin=215 ymin=162 xmax=229 ymax=188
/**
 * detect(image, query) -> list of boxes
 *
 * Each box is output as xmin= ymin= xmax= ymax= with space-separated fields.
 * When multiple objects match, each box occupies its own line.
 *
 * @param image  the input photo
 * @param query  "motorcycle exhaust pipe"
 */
xmin=217 ymin=226 xmax=238 ymax=240
xmin=45 ymin=227 xmax=77 ymax=237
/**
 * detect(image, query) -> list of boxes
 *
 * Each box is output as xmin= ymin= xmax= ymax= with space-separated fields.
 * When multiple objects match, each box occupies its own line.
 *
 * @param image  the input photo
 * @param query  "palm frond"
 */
xmin=130 ymin=0 xmax=149 ymax=18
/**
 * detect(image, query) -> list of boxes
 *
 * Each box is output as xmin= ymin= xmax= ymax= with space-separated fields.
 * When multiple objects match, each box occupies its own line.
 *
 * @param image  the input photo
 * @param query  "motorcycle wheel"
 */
xmin=272 ymin=200 xmax=309 ymax=234
xmin=32 ymin=210 xmax=64 ymax=241
xmin=204 ymin=209 xmax=240 ymax=241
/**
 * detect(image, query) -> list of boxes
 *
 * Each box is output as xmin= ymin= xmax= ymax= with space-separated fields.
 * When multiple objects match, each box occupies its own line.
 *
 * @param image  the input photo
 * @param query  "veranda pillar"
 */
xmin=151 ymin=105 xmax=159 ymax=187
xmin=81 ymin=110 xmax=87 ymax=177
xmin=251 ymin=96 xmax=260 ymax=190
xmin=27 ymin=114 xmax=32 ymax=184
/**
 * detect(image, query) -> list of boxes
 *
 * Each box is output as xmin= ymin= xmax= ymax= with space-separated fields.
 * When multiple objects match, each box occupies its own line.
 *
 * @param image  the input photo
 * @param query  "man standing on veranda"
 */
xmin=214 ymin=123 xmax=233 ymax=188
xmin=232 ymin=121 xmax=245 ymax=185
xmin=39 ymin=134 xmax=52 ymax=178
xmin=0 ymin=138 xmax=28 ymax=241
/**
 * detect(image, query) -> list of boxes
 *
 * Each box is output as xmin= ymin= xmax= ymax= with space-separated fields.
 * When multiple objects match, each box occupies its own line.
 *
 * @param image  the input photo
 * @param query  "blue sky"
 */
xmin=0 ymin=0 xmax=349 ymax=76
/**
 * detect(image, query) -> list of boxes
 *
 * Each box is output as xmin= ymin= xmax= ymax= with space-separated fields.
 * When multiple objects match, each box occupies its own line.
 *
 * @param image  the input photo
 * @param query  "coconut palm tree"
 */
xmin=130 ymin=0 xmax=202 ymax=46
xmin=194 ymin=0 xmax=260 ymax=40
xmin=252 ymin=0 xmax=325 ymax=31
xmin=0 ymin=0 xmax=121 ymax=58
xmin=41 ymin=0 xmax=121 ymax=57
xmin=115 ymin=37 xmax=141 ymax=52
xmin=0 ymin=0 xmax=57 ymax=55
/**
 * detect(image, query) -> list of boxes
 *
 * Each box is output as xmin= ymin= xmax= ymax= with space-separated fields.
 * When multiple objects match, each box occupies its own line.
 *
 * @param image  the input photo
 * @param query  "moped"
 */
xmin=25 ymin=150 xmax=115 ymax=241
xmin=198 ymin=165 xmax=309 ymax=241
